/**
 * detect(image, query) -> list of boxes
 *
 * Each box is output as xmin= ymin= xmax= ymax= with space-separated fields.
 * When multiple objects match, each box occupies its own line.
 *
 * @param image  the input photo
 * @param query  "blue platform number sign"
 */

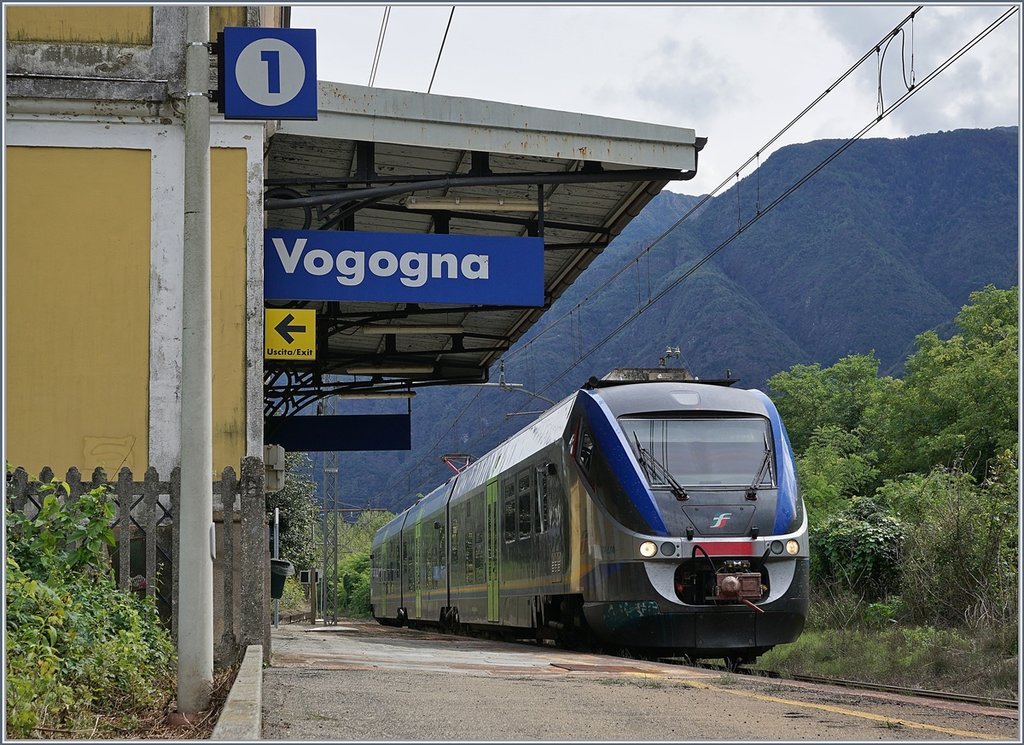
xmin=220 ymin=27 xmax=317 ymax=120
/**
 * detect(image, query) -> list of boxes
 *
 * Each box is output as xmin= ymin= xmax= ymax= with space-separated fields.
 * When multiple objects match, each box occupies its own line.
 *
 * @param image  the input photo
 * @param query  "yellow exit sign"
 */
xmin=265 ymin=308 xmax=316 ymax=360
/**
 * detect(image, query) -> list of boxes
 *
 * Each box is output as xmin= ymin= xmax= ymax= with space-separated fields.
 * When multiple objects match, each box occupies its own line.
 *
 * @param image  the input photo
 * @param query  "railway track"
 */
xmin=399 ymin=625 xmax=1019 ymax=712
xmin=679 ymin=659 xmax=1019 ymax=710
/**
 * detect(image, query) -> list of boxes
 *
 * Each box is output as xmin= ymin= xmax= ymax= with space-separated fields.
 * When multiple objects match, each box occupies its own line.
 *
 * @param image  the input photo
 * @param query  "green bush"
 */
xmin=810 ymin=497 xmax=903 ymax=599
xmin=338 ymin=551 xmax=372 ymax=618
xmin=5 ymin=481 xmax=175 ymax=738
xmin=882 ymin=457 xmax=1019 ymax=629
xmin=279 ymin=576 xmax=308 ymax=611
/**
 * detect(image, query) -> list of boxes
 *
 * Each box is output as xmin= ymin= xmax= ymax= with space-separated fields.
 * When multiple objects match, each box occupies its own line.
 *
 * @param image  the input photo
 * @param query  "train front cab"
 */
xmin=569 ymin=384 xmax=810 ymax=661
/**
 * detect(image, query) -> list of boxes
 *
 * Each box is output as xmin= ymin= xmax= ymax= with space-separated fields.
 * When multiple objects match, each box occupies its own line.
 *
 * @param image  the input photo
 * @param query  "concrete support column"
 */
xmin=177 ymin=4 xmax=214 ymax=715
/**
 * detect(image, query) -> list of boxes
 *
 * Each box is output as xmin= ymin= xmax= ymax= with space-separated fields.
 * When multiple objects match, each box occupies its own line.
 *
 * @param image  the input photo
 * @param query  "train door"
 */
xmin=414 ymin=519 xmax=423 ymax=619
xmin=485 ymin=478 xmax=499 ymax=622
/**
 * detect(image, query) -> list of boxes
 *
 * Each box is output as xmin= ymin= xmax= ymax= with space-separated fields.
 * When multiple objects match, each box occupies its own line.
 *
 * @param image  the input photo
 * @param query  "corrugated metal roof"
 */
xmin=263 ymin=81 xmax=704 ymax=416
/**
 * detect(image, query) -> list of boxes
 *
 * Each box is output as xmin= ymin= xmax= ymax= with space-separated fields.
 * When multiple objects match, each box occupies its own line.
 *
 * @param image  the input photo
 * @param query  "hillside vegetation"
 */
xmin=760 ymin=285 xmax=1018 ymax=698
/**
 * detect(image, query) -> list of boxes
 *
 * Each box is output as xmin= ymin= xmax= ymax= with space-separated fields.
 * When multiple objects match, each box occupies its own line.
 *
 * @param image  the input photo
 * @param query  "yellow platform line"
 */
xmin=628 ymin=673 xmax=1012 ymax=740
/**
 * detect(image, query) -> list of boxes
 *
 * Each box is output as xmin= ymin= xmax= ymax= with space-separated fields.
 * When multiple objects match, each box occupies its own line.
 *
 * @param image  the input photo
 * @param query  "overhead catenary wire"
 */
xmin=428 ymin=7 xmax=456 ymax=94
xmin=526 ymin=4 xmax=1017 ymax=400
xmin=366 ymin=5 xmax=924 ymax=504
xmin=370 ymin=4 xmax=1015 ymax=506
xmin=499 ymin=6 xmax=927 ymax=363
xmin=368 ymin=6 xmax=391 ymax=87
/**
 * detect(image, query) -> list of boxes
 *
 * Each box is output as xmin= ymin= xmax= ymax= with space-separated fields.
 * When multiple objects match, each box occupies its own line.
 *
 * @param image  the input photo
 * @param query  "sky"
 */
xmin=290 ymin=3 xmax=1021 ymax=195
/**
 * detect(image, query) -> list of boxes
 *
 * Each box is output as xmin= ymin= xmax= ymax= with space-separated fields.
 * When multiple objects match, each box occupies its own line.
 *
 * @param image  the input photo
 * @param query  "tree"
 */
xmin=797 ymin=426 xmax=879 ymax=523
xmin=319 ymin=509 xmax=395 ymax=618
xmin=876 ymin=454 xmax=1018 ymax=630
xmin=265 ymin=452 xmax=322 ymax=573
xmin=868 ymin=285 xmax=1018 ymax=480
xmin=768 ymin=353 xmax=890 ymax=454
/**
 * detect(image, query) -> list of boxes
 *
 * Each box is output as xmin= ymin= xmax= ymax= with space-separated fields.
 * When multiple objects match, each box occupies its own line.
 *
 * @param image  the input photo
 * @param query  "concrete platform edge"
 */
xmin=210 ymin=644 xmax=263 ymax=740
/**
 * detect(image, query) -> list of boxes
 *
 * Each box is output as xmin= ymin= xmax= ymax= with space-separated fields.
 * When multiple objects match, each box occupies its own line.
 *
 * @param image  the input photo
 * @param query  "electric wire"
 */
xmin=369 ymin=4 xmax=1015 ymax=506
xmin=526 ymin=4 xmax=1017 ymax=400
xmin=499 ymin=6 xmax=925 ymax=362
xmin=391 ymin=386 xmax=487 ymax=500
xmin=428 ymin=7 xmax=456 ymax=94
xmin=367 ymin=4 xmax=933 ymax=504
xmin=368 ymin=6 xmax=391 ymax=87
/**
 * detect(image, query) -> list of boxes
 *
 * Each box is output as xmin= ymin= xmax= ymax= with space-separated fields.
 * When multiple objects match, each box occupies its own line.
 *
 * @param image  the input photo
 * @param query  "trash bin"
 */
xmin=270 ymin=559 xmax=295 ymax=600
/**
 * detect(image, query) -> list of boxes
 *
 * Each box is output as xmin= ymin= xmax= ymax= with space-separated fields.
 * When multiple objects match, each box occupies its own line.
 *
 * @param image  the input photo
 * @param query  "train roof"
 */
xmin=449 ymin=394 xmax=576 ymax=500
xmin=377 ymin=378 xmax=778 ymax=533
xmin=591 ymin=381 xmax=773 ymax=419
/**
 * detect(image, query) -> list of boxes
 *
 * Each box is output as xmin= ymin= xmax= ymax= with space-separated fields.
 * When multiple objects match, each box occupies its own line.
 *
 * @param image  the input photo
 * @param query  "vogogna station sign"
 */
xmin=264 ymin=229 xmax=545 ymax=306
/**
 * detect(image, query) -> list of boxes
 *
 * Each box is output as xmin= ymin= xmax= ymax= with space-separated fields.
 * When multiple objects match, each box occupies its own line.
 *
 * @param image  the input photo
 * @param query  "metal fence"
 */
xmin=5 ymin=456 xmax=269 ymax=666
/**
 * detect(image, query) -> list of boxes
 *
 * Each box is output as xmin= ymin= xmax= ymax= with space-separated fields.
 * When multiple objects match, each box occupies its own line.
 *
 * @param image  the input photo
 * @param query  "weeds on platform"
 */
xmin=5 ymin=482 xmax=177 ymax=738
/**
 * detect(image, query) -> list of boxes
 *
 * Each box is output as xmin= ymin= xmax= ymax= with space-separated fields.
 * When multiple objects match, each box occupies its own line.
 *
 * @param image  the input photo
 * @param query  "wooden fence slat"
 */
xmin=218 ymin=466 xmax=238 ymax=662
xmin=65 ymin=466 xmax=83 ymax=505
xmin=144 ymin=467 xmax=160 ymax=600
xmin=117 ymin=467 xmax=132 ymax=590
xmin=7 ymin=460 xmax=263 ymax=667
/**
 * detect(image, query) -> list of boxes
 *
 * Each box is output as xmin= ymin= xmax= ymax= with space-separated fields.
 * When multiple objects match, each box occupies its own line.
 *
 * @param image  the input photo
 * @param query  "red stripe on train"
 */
xmin=689 ymin=542 xmax=754 ymax=556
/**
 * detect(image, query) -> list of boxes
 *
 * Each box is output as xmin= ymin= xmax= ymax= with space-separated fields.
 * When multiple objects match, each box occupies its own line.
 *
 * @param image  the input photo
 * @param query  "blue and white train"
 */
xmin=370 ymin=370 xmax=808 ymax=663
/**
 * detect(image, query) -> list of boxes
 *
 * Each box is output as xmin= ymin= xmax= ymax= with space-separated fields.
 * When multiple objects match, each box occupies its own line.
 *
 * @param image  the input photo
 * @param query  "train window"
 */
xmin=621 ymin=416 xmax=774 ymax=488
xmin=535 ymin=467 xmax=549 ymax=533
xmin=465 ymin=531 xmax=474 ymax=582
xmin=503 ymin=490 xmax=517 ymax=543
xmin=450 ymin=520 xmax=459 ymax=561
xmin=474 ymin=532 xmax=484 ymax=579
xmin=577 ymin=427 xmax=595 ymax=471
xmin=517 ymin=469 xmax=532 ymax=538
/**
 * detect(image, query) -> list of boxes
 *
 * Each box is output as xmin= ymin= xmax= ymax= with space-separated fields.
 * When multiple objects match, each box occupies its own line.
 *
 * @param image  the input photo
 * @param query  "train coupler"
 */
xmin=715 ymin=572 xmax=765 ymax=613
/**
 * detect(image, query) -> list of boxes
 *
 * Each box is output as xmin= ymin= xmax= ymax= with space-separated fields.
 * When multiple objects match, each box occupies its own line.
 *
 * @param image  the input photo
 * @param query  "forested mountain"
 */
xmin=317 ymin=126 xmax=1019 ymax=512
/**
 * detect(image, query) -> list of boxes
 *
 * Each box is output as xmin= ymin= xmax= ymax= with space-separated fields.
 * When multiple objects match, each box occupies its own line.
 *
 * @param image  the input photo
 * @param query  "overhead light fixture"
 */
xmin=359 ymin=325 xmax=464 ymax=335
xmin=334 ymin=391 xmax=416 ymax=399
xmin=404 ymin=195 xmax=548 ymax=212
xmin=345 ymin=364 xmax=435 ymax=375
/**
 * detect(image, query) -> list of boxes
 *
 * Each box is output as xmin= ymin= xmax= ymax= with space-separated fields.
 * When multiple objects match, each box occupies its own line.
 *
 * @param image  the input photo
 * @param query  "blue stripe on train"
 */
xmin=580 ymin=390 xmax=669 ymax=536
xmin=749 ymin=390 xmax=799 ymax=534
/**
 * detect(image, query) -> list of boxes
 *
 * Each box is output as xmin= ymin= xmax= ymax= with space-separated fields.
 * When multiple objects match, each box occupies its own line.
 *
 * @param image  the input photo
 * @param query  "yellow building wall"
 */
xmin=6 ymin=146 xmax=250 ymax=479
xmin=5 ymin=6 xmax=248 ymax=45
xmin=210 ymin=6 xmax=247 ymax=37
xmin=5 ymin=6 xmax=153 ymax=45
xmin=212 ymin=148 xmax=248 ymax=474
xmin=5 ymin=147 xmax=150 ymax=477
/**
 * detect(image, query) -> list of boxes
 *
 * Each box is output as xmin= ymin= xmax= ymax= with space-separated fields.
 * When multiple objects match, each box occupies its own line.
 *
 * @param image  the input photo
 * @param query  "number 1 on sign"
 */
xmin=261 ymin=50 xmax=281 ymax=94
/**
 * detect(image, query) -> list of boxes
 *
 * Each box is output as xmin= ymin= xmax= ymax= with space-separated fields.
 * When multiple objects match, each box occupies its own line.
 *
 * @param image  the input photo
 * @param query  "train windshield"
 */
xmin=620 ymin=417 xmax=773 ymax=488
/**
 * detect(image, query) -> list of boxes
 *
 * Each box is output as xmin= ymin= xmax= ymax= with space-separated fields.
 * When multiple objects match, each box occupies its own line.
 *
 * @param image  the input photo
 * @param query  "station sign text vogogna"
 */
xmin=264 ymin=229 xmax=545 ymax=306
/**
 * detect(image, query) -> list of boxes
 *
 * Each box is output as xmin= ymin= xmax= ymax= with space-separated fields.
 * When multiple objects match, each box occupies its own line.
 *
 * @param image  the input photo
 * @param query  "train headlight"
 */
xmin=770 ymin=540 xmax=784 ymax=555
xmin=639 ymin=541 xmax=658 ymax=558
xmin=786 ymin=539 xmax=800 ymax=555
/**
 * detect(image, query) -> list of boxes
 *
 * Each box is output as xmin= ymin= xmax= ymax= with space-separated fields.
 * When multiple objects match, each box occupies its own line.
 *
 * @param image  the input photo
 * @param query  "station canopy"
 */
xmin=263 ymin=81 xmax=705 ymax=417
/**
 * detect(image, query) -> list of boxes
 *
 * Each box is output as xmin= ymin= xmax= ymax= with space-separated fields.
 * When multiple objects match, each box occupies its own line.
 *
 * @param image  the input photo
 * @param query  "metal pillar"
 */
xmin=320 ymin=396 xmax=340 ymax=624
